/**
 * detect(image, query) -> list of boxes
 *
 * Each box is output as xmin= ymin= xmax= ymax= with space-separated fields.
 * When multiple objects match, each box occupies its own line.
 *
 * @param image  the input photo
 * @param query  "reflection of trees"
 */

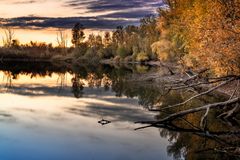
xmin=0 ymin=62 xmax=131 ymax=97
xmin=0 ymin=62 xmax=61 ymax=78
xmin=111 ymin=79 xmax=186 ymax=110
xmin=129 ymin=83 xmax=239 ymax=159
xmin=86 ymin=73 xmax=102 ymax=88
xmin=108 ymin=71 xmax=238 ymax=159
xmin=0 ymin=62 xmax=239 ymax=159
xmin=70 ymin=73 xmax=112 ymax=98
xmin=156 ymin=119 xmax=240 ymax=160
xmin=3 ymin=71 xmax=13 ymax=88
xmin=102 ymin=74 xmax=111 ymax=91
xmin=71 ymin=74 xmax=84 ymax=98
xmin=57 ymin=73 xmax=68 ymax=92
xmin=137 ymin=97 xmax=240 ymax=159
xmin=1 ymin=71 xmax=20 ymax=90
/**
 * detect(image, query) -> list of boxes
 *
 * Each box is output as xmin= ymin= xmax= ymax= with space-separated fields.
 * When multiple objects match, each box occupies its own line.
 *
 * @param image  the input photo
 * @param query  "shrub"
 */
xmin=117 ymin=46 xmax=130 ymax=59
xmin=113 ymin=55 xmax=121 ymax=63
xmin=99 ymin=47 xmax=114 ymax=59
xmin=124 ymin=56 xmax=133 ymax=62
xmin=136 ymin=51 xmax=149 ymax=62
xmin=135 ymin=65 xmax=149 ymax=73
xmin=84 ymin=48 xmax=96 ymax=58
xmin=73 ymin=43 xmax=88 ymax=58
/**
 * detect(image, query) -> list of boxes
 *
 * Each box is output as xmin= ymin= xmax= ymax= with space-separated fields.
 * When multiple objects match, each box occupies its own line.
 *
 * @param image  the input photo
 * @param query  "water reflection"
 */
xmin=71 ymin=74 xmax=84 ymax=98
xmin=0 ymin=62 xmax=239 ymax=160
xmin=0 ymin=62 xmax=170 ymax=160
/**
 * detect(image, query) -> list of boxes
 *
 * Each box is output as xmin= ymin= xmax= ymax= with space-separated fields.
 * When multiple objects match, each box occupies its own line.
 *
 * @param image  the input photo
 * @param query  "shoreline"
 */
xmin=0 ymin=58 xmax=238 ymax=98
xmin=127 ymin=68 xmax=239 ymax=98
xmin=99 ymin=59 xmax=162 ymax=66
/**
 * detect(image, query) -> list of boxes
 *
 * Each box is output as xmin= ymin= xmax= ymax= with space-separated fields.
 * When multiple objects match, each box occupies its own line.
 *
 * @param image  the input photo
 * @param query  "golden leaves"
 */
xmin=156 ymin=0 xmax=240 ymax=76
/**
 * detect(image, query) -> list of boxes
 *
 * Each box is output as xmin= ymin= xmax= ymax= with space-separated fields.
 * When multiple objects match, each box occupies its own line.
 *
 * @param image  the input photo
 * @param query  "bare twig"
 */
xmin=218 ymin=103 xmax=239 ymax=119
xmin=229 ymin=80 xmax=239 ymax=100
xmin=200 ymin=107 xmax=210 ymax=128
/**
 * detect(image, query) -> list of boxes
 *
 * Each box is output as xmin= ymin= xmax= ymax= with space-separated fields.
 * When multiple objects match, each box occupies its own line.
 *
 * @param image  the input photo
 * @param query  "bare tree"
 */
xmin=2 ymin=27 xmax=14 ymax=47
xmin=56 ymin=29 xmax=68 ymax=54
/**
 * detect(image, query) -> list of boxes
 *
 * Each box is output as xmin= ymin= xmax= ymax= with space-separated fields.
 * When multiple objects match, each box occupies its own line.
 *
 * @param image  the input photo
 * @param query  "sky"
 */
xmin=0 ymin=0 xmax=163 ymax=45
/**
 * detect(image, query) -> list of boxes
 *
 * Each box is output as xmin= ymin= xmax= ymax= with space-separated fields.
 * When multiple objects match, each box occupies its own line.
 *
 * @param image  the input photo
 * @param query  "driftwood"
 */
xmin=137 ymin=98 xmax=239 ymax=127
xmin=172 ymin=68 xmax=209 ymax=85
xmin=136 ymin=73 xmax=240 ymax=130
xmin=163 ymin=98 xmax=238 ymax=122
xmin=170 ymin=78 xmax=232 ymax=90
xmin=151 ymin=77 xmax=236 ymax=112
xmin=136 ymin=70 xmax=240 ymax=158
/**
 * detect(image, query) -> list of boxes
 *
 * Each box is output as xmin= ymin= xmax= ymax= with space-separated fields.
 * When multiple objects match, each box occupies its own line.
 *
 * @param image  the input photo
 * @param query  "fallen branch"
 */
xmin=200 ymin=107 xmax=209 ymax=128
xmin=218 ymin=103 xmax=240 ymax=119
xmin=229 ymin=80 xmax=239 ymax=100
xmin=170 ymin=78 xmax=229 ymax=90
xmin=137 ymin=98 xmax=239 ymax=125
xmin=172 ymin=68 xmax=209 ymax=84
xmin=161 ymin=77 xmax=236 ymax=110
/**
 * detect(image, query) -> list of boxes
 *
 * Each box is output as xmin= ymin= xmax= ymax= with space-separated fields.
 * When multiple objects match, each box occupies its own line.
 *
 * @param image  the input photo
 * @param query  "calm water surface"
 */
xmin=0 ymin=64 xmax=170 ymax=160
xmin=0 ymin=63 xmax=238 ymax=160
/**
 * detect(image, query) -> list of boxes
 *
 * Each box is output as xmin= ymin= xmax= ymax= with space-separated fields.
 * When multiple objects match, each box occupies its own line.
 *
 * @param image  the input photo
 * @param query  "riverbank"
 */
xmin=0 ymin=57 xmax=238 ymax=98
xmin=100 ymin=59 xmax=162 ymax=66
xmin=123 ymin=64 xmax=239 ymax=98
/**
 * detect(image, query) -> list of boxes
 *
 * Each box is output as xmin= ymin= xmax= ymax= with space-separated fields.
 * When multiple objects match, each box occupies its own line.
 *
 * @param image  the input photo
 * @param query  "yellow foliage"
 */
xmin=156 ymin=0 xmax=240 ymax=76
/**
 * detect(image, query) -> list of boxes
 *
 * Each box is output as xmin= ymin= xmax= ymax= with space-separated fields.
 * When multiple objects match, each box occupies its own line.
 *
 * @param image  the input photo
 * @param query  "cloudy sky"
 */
xmin=0 ymin=0 xmax=163 ymax=45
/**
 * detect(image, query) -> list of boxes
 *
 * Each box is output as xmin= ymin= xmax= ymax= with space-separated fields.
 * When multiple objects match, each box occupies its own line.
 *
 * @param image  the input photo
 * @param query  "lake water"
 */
xmin=0 ymin=62 xmax=238 ymax=160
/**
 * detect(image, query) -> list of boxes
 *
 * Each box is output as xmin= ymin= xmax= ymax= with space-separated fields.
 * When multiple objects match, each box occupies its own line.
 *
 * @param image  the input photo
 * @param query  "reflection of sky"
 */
xmin=0 ymin=0 xmax=164 ymax=45
xmin=0 ymin=71 xmax=171 ymax=160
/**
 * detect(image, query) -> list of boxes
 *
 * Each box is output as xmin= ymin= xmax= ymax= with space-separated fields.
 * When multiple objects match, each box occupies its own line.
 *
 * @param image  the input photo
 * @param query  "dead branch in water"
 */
xmin=152 ymin=77 xmax=236 ymax=112
xmin=135 ymin=72 xmax=240 ymax=159
xmin=172 ymin=68 xmax=209 ymax=85
xmin=170 ymin=78 xmax=231 ymax=90
xmin=136 ymin=71 xmax=240 ymax=158
xmin=216 ymin=80 xmax=240 ymax=120
xmin=137 ymin=98 xmax=239 ymax=126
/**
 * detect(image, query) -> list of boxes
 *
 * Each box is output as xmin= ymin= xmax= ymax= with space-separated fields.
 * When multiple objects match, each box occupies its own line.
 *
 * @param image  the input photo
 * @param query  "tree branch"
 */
xmin=137 ymin=98 xmax=239 ymax=126
xmin=161 ymin=77 xmax=235 ymax=110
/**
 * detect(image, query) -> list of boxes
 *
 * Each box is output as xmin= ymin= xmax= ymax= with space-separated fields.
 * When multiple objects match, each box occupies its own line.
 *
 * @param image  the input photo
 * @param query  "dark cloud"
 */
xmin=66 ymin=0 xmax=163 ymax=12
xmin=0 ymin=0 xmax=164 ymax=30
xmin=3 ymin=0 xmax=46 ymax=4
xmin=13 ymin=0 xmax=37 ymax=4
xmin=100 ymin=10 xmax=154 ymax=19
xmin=0 ymin=16 xmax=139 ymax=29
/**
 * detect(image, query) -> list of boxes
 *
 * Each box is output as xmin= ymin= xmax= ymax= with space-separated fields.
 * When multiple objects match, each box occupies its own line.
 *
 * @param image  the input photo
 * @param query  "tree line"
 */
xmin=70 ymin=15 xmax=160 ymax=63
xmin=0 ymin=0 xmax=239 ymax=76
xmin=153 ymin=0 xmax=240 ymax=76
xmin=71 ymin=0 xmax=239 ymax=76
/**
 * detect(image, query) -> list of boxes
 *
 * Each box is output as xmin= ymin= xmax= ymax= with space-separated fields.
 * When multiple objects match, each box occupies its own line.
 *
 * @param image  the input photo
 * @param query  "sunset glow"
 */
xmin=0 ymin=28 xmax=110 ymax=46
xmin=0 ymin=0 xmax=161 ymax=45
xmin=0 ymin=1 xmax=239 ymax=159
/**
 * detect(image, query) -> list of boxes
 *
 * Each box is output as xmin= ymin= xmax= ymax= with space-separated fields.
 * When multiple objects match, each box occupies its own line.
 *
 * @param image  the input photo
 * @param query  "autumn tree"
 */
xmin=103 ymin=32 xmax=111 ymax=47
xmin=154 ymin=0 xmax=240 ymax=76
xmin=112 ymin=26 xmax=124 ymax=45
xmin=71 ymin=23 xmax=85 ymax=47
